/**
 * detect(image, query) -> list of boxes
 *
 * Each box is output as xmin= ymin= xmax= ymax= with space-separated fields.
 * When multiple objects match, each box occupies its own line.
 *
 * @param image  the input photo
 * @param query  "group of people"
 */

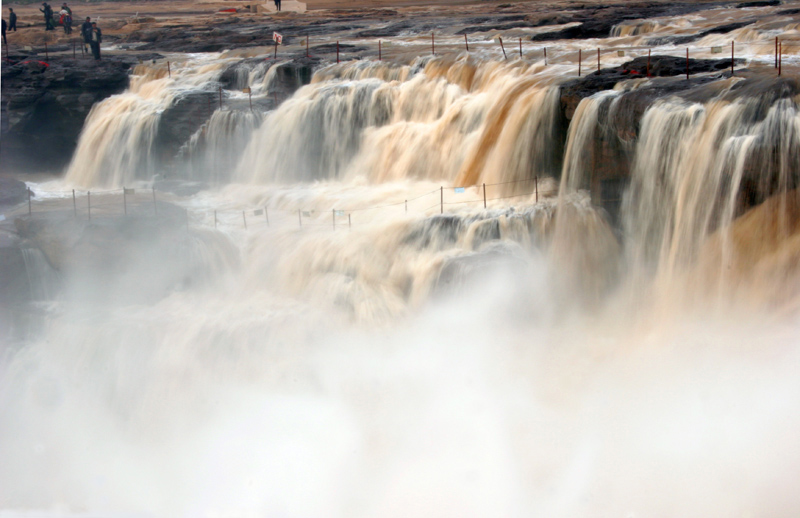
xmin=38 ymin=2 xmax=72 ymax=32
xmin=81 ymin=16 xmax=102 ymax=60
xmin=1 ymin=6 xmax=102 ymax=60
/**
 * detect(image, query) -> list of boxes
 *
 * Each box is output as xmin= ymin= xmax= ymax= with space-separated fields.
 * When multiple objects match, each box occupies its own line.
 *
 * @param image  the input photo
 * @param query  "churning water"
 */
xmin=3 ymin=9 xmax=800 ymax=516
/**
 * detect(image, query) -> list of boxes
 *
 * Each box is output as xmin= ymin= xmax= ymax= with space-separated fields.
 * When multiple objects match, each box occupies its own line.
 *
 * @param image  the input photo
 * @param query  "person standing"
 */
xmin=89 ymin=21 xmax=101 ymax=60
xmin=8 ymin=8 xmax=16 ymax=32
xmin=2 ymin=18 xmax=7 ymax=46
xmin=273 ymin=0 xmax=281 ymax=11
xmin=61 ymin=3 xmax=72 ymax=34
xmin=81 ymin=16 xmax=92 ymax=52
xmin=40 ymin=3 xmax=54 ymax=31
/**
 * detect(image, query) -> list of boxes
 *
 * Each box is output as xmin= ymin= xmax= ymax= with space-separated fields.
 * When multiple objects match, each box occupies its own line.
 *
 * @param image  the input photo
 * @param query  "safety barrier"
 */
xmin=7 ymin=177 xmax=558 ymax=232
xmin=4 ymin=28 xmax=798 ymax=79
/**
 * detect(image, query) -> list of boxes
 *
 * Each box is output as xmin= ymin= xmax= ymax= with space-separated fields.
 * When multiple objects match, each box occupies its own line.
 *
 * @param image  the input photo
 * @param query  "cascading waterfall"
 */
xmin=179 ymin=109 xmax=266 ymax=183
xmin=623 ymin=94 xmax=800 ymax=306
xmin=8 ymin=8 xmax=800 ymax=511
xmin=64 ymin=57 xmax=234 ymax=188
xmin=237 ymin=57 xmax=564 ymax=188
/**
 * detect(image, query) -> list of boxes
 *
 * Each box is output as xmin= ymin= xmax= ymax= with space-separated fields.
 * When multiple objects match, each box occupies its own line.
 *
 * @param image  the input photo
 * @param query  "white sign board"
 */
xmin=273 ymin=32 xmax=283 ymax=45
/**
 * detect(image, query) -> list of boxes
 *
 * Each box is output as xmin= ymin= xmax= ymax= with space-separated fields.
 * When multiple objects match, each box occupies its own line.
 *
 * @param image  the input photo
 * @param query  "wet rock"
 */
xmin=155 ymin=91 xmax=217 ymax=162
xmin=0 ymin=177 xmax=29 ymax=207
xmin=531 ymin=2 xmax=727 ymax=41
xmin=737 ymin=0 xmax=780 ymax=7
xmin=650 ymin=20 xmax=755 ymax=45
xmin=559 ymin=55 xmax=737 ymax=120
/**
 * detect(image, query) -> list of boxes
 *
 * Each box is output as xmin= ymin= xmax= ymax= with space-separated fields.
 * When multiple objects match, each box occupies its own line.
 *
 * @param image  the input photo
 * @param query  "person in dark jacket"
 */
xmin=89 ymin=21 xmax=101 ymax=60
xmin=81 ymin=16 xmax=92 ymax=52
xmin=273 ymin=0 xmax=281 ymax=11
xmin=40 ymin=3 xmax=54 ymax=31
xmin=2 ymin=19 xmax=7 ymax=45
xmin=8 ymin=8 xmax=17 ymax=31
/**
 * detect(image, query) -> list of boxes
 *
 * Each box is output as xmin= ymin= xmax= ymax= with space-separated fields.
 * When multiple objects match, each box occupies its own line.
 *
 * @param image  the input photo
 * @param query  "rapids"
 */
xmin=3 ymin=2 xmax=800 ymax=516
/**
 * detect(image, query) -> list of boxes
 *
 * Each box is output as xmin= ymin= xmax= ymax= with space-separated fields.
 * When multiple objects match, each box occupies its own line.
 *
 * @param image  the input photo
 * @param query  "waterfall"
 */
xmin=179 ymin=109 xmax=266 ymax=184
xmin=236 ymin=57 xmax=563 ymax=187
xmin=64 ymin=58 xmax=233 ymax=188
xmin=623 ymin=95 xmax=800 ymax=304
xmin=8 ymin=7 xmax=800 ymax=513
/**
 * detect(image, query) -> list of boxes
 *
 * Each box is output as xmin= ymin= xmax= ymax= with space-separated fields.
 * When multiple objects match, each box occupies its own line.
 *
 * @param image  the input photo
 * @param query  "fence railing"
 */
xmin=7 ymin=177 xmax=558 ymax=232
xmin=4 ymin=27 xmax=797 ymax=79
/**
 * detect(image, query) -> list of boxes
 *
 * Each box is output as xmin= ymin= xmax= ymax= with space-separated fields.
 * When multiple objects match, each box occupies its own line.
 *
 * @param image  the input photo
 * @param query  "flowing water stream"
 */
xmin=3 ymin=6 xmax=800 ymax=516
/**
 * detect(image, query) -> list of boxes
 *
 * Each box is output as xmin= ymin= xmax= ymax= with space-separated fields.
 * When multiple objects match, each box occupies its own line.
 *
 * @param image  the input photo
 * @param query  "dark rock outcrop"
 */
xmin=559 ymin=55 xmax=738 ymax=120
xmin=530 ymin=2 xmax=725 ymax=41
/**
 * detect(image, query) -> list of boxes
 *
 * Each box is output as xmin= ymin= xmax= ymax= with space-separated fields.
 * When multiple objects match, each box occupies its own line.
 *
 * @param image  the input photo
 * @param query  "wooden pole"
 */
xmin=731 ymin=41 xmax=734 ymax=76
xmin=519 ymin=37 xmax=522 ymax=58
xmin=686 ymin=48 xmax=689 ymax=80
xmin=483 ymin=183 xmax=486 ymax=208
xmin=499 ymin=37 xmax=507 ymax=60
xmin=578 ymin=49 xmax=581 ymax=76
xmin=775 ymin=36 xmax=778 ymax=68
xmin=464 ymin=34 xmax=469 ymax=52
xmin=544 ymin=47 xmax=547 ymax=66
xmin=167 ymin=61 xmax=171 ymax=77
xmin=72 ymin=189 xmax=77 ymax=217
